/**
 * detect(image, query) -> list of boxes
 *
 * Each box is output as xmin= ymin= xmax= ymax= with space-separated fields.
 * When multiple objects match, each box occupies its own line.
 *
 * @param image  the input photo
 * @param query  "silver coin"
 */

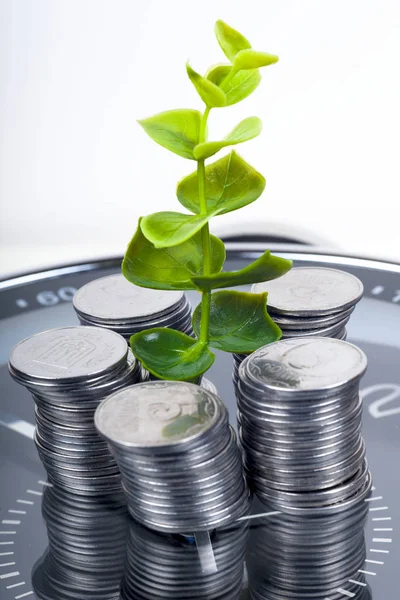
xmin=252 ymin=267 xmax=363 ymax=316
xmin=73 ymin=274 xmax=183 ymax=322
xmin=9 ymin=326 xmax=128 ymax=384
xmin=125 ymin=305 xmax=193 ymax=334
xmin=95 ymin=381 xmax=224 ymax=449
xmin=255 ymin=463 xmax=372 ymax=514
xmin=29 ymin=353 xmax=141 ymax=403
xmin=280 ymin=315 xmax=350 ymax=339
xmin=76 ymin=295 xmax=191 ymax=330
xmin=114 ymin=428 xmax=236 ymax=477
xmin=242 ymin=338 xmax=367 ymax=393
xmin=128 ymin=489 xmax=251 ymax=533
xmin=271 ymin=305 xmax=354 ymax=330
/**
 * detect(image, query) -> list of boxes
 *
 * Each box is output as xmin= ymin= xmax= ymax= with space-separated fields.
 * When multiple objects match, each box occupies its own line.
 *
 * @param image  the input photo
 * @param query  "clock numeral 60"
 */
xmin=36 ymin=287 xmax=77 ymax=306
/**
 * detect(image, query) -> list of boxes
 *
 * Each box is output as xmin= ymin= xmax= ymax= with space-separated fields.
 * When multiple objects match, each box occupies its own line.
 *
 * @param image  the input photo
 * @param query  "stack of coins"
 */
xmin=252 ymin=267 xmax=363 ymax=340
xmin=121 ymin=520 xmax=248 ymax=600
xmin=233 ymin=267 xmax=363 ymax=386
xmin=247 ymin=499 xmax=369 ymax=600
xmin=237 ymin=337 xmax=372 ymax=511
xmin=73 ymin=274 xmax=193 ymax=338
xmin=32 ymin=485 xmax=129 ymax=600
xmin=9 ymin=326 xmax=143 ymax=494
xmin=95 ymin=381 xmax=251 ymax=532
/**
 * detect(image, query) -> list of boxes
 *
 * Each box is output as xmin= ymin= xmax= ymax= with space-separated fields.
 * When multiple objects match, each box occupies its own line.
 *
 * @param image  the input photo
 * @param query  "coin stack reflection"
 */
xmin=9 ymin=326 xmax=143 ymax=494
xmin=120 ymin=520 xmax=248 ymax=600
xmin=95 ymin=381 xmax=251 ymax=532
xmin=233 ymin=267 xmax=363 ymax=387
xmin=73 ymin=274 xmax=193 ymax=338
xmin=32 ymin=485 xmax=129 ymax=600
xmin=247 ymin=499 xmax=369 ymax=600
xmin=237 ymin=337 xmax=372 ymax=511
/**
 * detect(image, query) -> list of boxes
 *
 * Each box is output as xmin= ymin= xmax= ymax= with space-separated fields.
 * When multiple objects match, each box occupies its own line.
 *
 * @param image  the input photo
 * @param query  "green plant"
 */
xmin=122 ymin=20 xmax=292 ymax=381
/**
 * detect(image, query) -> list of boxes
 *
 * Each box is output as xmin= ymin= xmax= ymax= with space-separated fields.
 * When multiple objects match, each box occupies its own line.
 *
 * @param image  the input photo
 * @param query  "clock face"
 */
xmin=0 ymin=245 xmax=399 ymax=600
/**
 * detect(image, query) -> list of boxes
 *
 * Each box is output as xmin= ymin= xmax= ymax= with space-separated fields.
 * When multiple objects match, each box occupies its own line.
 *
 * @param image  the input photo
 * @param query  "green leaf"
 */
xmin=122 ymin=219 xmax=225 ymax=290
xmin=214 ymin=20 xmax=251 ymax=62
xmin=192 ymin=251 xmax=292 ymax=290
xmin=234 ymin=49 xmax=279 ymax=70
xmin=206 ymin=65 xmax=261 ymax=106
xmin=141 ymin=211 xmax=218 ymax=248
xmin=192 ymin=291 xmax=282 ymax=353
xmin=138 ymin=109 xmax=201 ymax=160
xmin=130 ymin=328 xmax=215 ymax=381
xmin=186 ymin=64 xmax=226 ymax=108
xmin=177 ymin=150 xmax=265 ymax=216
xmin=193 ymin=116 xmax=262 ymax=160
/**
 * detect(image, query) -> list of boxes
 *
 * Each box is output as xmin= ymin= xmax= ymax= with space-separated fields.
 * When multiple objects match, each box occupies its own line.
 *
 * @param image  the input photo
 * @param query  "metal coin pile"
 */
xmin=32 ymin=485 xmax=129 ymax=600
xmin=95 ymin=380 xmax=251 ymax=532
xmin=237 ymin=337 xmax=372 ymax=511
xmin=73 ymin=274 xmax=193 ymax=338
xmin=9 ymin=326 xmax=144 ymax=494
xmin=247 ymin=499 xmax=369 ymax=600
xmin=120 ymin=520 xmax=248 ymax=600
xmin=252 ymin=267 xmax=363 ymax=340
xmin=233 ymin=267 xmax=363 ymax=387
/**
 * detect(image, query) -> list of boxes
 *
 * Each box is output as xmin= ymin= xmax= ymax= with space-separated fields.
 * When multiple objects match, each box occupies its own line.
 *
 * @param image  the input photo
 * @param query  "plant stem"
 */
xmin=199 ymin=107 xmax=210 ymax=144
xmin=197 ymin=70 xmax=238 ymax=344
xmin=198 ymin=107 xmax=211 ymax=344
xmin=219 ymin=67 xmax=238 ymax=92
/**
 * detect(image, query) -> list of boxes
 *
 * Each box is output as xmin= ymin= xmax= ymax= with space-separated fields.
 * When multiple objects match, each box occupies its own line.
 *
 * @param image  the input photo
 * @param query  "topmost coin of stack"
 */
xmin=252 ymin=267 xmax=364 ymax=340
xmin=73 ymin=274 xmax=193 ymax=339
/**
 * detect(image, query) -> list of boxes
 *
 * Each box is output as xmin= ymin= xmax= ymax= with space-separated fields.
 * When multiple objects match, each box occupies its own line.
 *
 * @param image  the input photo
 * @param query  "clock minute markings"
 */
xmin=371 ymin=286 xmax=385 ymax=295
xmin=15 ymin=300 xmax=29 ymax=309
xmin=0 ymin=412 xmax=34 ymax=440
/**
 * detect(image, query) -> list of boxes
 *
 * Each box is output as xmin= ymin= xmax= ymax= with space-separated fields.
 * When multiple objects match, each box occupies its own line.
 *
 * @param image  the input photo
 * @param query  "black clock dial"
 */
xmin=0 ymin=244 xmax=399 ymax=599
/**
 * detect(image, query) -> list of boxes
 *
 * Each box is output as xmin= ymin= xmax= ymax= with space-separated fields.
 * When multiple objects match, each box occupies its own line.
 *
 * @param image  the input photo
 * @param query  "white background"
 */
xmin=1 ymin=0 xmax=399 ymax=278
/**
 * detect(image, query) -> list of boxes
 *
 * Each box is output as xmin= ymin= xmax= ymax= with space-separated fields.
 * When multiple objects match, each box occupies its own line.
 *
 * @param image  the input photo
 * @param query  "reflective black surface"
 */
xmin=1 ymin=245 xmax=399 ymax=599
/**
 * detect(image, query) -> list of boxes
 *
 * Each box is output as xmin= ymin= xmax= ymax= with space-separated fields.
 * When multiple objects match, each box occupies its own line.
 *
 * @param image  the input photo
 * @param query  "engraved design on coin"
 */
xmin=250 ymin=359 xmax=301 ymax=389
xmin=73 ymin=274 xmax=183 ymax=320
xmin=252 ymin=267 xmax=364 ymax=315
xmin=246 ymin=338 xmax=367 ymax=390
xmin=33 ymin=336 xmax=96 ymax=370
xmin=147 ymin=402 xmax=182 ymax=422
